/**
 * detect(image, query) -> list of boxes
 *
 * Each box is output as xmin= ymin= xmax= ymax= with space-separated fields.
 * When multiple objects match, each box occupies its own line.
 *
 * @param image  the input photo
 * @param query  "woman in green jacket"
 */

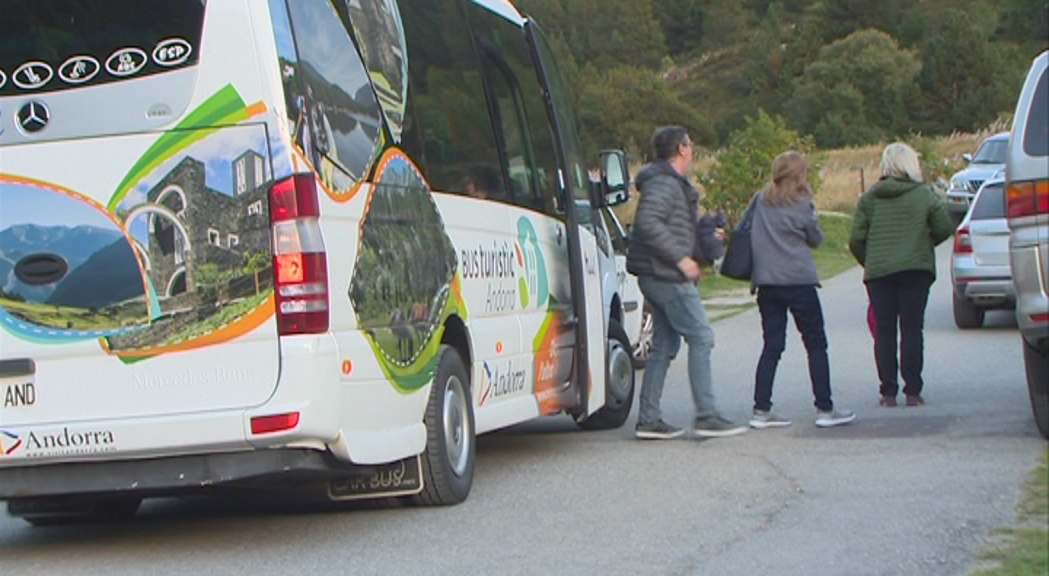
xmin=849 ymin=142 xmax=954 ymax=407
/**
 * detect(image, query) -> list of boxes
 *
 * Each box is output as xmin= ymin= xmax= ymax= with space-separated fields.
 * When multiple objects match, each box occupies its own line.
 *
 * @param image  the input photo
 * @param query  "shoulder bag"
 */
xmin=719 ymin=194 xmax=759 ymax=281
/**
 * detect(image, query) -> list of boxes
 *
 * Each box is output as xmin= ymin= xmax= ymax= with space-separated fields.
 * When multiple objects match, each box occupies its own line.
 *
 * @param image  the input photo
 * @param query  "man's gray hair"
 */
xmin=880 ymin=142 xmax=924 ymax=183
xmin=651 ymin=125 xmax=690 ymax=161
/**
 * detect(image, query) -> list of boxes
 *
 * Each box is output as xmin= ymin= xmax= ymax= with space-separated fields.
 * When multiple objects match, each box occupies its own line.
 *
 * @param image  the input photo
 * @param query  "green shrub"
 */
xmin=698 ymin=110 xmax=819 ymax=224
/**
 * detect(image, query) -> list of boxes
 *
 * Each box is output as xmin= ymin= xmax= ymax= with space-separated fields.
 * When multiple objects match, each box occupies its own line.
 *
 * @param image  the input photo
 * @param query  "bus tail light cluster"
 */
xmin=1005 ymin=179 xmax=1049 ymax=218
xmin=269 ymin=174 xmax=329 ymax=335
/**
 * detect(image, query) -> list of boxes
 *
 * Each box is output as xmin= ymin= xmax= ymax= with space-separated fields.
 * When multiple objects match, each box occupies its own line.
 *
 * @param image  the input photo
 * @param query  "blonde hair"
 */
xmin=763 ymin=150 xmax=812 ymax=206
xmin=880 ymin=142 xmax=924 ymax=183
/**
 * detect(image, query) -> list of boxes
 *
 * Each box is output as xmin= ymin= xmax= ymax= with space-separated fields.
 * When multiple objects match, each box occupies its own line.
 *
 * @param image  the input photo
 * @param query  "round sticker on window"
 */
xmin=59 ymin=55 xmax=101 ymax=84
xmin=153 ymin=38 xmax=193 ymax=67
xmin=12 ymin=62 xmax=54 ymax=90
xmin=106 ymin=48 xmax=148 ymax=77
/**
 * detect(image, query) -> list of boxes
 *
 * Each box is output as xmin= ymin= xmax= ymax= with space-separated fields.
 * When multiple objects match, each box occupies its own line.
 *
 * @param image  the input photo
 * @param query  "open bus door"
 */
xmin=523 ymin=20 xmax=606 ymax=419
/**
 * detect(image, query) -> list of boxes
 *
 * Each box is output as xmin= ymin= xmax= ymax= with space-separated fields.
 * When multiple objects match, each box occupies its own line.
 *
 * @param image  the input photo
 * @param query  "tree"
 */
xmin=997 ymin=0 xmax=1049 ymax=51
xmin=807 ymin=0 xmax=908 ymax=44
xmin=786 ymin=29 xmax=920 ymax=148
xmin=562 ymin=0 xmax=666 ymax=70
xmin=575 ymin=65 xmax=713 ymax=159
xmin=915 ymin=9 xmax=1026 ymax=134
xmin=655 ymin=0 xmax=706 ymax=57
xmin=699 ymin=110 xmax=817 ymax=223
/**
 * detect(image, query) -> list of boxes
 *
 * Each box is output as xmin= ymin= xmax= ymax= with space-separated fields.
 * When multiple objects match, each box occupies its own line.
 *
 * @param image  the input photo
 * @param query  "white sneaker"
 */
xmin=815 ymin=409 xmax=856 ymax=428
xmin=749 ymin=410 xmax=792 ymax=429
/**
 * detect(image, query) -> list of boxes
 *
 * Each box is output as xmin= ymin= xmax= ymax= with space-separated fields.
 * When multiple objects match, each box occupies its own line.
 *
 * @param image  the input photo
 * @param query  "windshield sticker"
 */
xmin=58 ymin=56 xmax=101 ymax=85
xmin=152 ymin=38 xmax=193 ymax=67
xmin=106 ymin=48 xmax=148 ymax=77
xmin=12 ymin=62 xmax=53 ymax=90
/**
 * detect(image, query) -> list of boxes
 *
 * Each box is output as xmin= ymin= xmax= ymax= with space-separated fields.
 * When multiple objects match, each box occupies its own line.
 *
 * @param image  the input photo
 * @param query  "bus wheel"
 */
xmin=577 ymin=319 xmax=635 ymax=430
xmin=413 ymin=345 xmax=475 ymax=506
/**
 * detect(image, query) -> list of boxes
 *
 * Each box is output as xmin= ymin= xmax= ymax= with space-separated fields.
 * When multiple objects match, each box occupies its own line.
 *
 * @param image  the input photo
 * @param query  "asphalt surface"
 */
xmin=0 ymin=243 xmax=1044 ymax=576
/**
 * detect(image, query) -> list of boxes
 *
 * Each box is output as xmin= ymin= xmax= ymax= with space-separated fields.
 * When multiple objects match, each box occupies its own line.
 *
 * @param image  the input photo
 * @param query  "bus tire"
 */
xmin=413 ymin=345 xmax=475 ymax=506
xmin=577 ymin=319 xmax=635 ymax=430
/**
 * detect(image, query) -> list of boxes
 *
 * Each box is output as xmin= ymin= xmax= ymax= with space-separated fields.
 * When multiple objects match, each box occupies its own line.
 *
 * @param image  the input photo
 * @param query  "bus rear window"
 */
xmin=0 ymin=1 xmax=206 ymax=97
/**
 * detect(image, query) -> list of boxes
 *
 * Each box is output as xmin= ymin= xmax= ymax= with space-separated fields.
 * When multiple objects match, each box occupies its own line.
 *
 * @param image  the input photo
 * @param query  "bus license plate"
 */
xmin=328 ymin=456 xmax=423 ymax=500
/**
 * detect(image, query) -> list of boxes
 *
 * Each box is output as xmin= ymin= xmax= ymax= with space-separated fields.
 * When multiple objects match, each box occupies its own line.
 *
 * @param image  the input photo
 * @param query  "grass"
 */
xmin=973 ymin=449 xmax=1049 ymax=576
xmin=698 ymin=211 xmax=857 ymax=300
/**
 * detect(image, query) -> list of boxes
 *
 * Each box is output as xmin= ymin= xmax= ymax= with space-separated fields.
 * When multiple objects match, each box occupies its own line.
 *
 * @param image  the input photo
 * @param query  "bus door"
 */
xmin=523 ymin=21 xmax=606 ymax=418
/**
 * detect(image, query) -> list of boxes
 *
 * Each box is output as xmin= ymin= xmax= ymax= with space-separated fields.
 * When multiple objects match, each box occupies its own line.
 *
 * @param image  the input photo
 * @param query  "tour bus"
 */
xmin=0 ymin=0 xmax=639 ymax=523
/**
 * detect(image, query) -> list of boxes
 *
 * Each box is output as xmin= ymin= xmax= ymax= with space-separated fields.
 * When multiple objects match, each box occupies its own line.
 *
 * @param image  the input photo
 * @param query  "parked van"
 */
xmin=1005 ymin=50 xmax=1049 ymax=439
xmin=0 ymin=0 xmax=638 ymax=522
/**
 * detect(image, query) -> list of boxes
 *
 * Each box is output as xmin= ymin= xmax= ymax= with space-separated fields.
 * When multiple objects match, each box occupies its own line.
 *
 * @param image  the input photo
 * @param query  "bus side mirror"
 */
xmin=600 ymin=150 xmax=631 ymax=207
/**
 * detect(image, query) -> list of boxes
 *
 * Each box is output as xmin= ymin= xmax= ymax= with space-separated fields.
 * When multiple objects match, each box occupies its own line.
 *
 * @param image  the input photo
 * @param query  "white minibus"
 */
xmin=0 ymin=0 xmax=638 ymax=523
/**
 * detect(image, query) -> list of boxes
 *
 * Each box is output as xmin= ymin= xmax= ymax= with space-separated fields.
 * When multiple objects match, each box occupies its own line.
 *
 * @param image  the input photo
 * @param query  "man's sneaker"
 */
xmin=749 ymin=410 xmax=792 ymax=429
xmin=815 ymin=409 xmax=857 ymax=428
xmin=635 ymin=419 xmax=685 ymax=440
xmin=905 ymin=395 xmax=925 ymax=407
xmin=694 ymin=415 xmax=748 ymax=437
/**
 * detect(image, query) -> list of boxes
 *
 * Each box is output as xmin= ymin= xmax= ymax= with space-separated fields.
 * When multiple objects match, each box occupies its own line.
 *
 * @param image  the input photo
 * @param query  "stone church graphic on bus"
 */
xmin=138 ymin=149 xmax=272 ymax=301
xmin=107 ymin=147 xmax=275 ymax=351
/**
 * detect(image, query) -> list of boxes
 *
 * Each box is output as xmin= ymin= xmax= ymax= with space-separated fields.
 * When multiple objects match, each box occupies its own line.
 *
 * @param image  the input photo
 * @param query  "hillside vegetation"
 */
xmin=515 ymin=0 xmax=1046 ymax=159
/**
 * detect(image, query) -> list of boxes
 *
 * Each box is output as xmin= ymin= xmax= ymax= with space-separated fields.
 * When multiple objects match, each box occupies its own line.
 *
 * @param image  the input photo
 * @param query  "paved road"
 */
xmin=0 ymin=245 xmax=1044 ymax=576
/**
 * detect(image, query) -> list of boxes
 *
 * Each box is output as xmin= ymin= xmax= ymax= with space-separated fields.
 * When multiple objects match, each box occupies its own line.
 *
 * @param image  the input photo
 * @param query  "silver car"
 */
xmin=946 ymin=132 xmax=1009 ymax=223
xmin=951 ymin=175 xmax=1014 ymax=328
xmin=1006 ymin=50 xmax=1048 ymax=439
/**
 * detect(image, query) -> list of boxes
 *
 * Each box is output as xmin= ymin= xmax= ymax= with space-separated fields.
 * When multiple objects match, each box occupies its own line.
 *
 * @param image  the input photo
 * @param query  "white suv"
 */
xmin=946 ymin=132 xmax=1009 ymax=224
xmin=1006 ymin=50 xmax=1048 ymax=439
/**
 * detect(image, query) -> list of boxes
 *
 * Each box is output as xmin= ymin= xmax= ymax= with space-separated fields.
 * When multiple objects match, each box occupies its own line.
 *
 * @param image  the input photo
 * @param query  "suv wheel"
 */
xmin=952 ymin=292 xmax=984 ymax=329
xmin=1023 ymin=339 xmax=1049 ymax=439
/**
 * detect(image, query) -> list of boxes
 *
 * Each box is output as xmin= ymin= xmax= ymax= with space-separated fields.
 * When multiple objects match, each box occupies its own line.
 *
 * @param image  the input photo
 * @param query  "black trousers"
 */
xmin=865 ymin=270 xmax=935 ymax=398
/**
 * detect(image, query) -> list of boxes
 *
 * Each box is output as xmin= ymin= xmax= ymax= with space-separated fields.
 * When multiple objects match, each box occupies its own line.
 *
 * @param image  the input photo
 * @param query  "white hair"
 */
xmin=880 ymin=142 xmax=924 ymax=183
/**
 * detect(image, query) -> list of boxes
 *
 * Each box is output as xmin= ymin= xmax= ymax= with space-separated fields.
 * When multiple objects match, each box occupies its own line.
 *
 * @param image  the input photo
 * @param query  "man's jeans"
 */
xmin=637 ymin=276 xmax=717 ymax=424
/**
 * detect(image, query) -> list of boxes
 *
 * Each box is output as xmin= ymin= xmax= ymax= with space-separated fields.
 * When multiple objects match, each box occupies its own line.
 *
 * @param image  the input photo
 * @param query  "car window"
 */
xmin=1022 ymin=68 xmax=1048 ymax=157
xmin=972 ymin=138 xmax=1008 ymax=164
xmin=970 ymin=183 xmax=1005 ymax=220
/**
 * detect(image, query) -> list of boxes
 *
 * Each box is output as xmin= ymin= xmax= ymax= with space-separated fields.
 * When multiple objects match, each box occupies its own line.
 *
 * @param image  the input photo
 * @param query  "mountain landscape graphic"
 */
xmin=0 ymin=224 xmax=128 ymax=304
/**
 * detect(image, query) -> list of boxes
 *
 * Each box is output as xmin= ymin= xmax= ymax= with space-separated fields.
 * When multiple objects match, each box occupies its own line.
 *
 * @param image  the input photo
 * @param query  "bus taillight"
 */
xmin=269 ymin=174 xmax=329 ymax=335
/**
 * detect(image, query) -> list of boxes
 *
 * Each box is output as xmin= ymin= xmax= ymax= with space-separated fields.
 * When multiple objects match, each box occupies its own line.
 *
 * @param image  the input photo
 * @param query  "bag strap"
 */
xmin=738 ymin=193 xmax=760 ymax=231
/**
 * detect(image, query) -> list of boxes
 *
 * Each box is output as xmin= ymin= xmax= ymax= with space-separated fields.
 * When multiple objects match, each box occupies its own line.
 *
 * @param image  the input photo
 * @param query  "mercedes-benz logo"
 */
xmin=16 ymin=101 xmax=50 ymax=134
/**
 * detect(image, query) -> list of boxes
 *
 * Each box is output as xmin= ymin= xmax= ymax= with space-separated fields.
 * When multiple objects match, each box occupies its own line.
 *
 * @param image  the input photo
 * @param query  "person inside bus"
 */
xmin=463 ymin=163 xmax=503 ymax=200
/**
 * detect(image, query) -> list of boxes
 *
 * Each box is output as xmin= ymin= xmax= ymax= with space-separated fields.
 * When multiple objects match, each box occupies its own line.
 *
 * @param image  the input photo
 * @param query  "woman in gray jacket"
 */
xmin=748 ymin=151 xmax=855 ymax=429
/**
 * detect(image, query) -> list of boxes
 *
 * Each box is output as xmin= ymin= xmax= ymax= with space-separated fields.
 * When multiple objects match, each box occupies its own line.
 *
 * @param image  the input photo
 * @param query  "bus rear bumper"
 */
xmin=0 ymin=447 xmax=344 ymax=500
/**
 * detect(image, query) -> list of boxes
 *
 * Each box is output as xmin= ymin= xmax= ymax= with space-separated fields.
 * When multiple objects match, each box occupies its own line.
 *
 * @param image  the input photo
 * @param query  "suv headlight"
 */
xmin=949 ymin=177 xmax=968 ymax=192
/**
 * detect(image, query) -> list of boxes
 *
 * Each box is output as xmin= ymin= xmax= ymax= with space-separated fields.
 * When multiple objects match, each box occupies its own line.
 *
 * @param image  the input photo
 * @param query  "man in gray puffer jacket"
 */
xmin=626 ymin=126 xmax=747 ymax=440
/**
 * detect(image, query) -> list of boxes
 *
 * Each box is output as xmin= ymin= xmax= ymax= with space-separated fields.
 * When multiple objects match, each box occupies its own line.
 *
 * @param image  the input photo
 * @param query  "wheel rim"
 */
xmin=442 ymin=375 xmax=471 ymax=477
xmin=607 ymin=338 xmax=633 ymax=406
xmin=633 ymin=311 xmax=653 ymax=362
